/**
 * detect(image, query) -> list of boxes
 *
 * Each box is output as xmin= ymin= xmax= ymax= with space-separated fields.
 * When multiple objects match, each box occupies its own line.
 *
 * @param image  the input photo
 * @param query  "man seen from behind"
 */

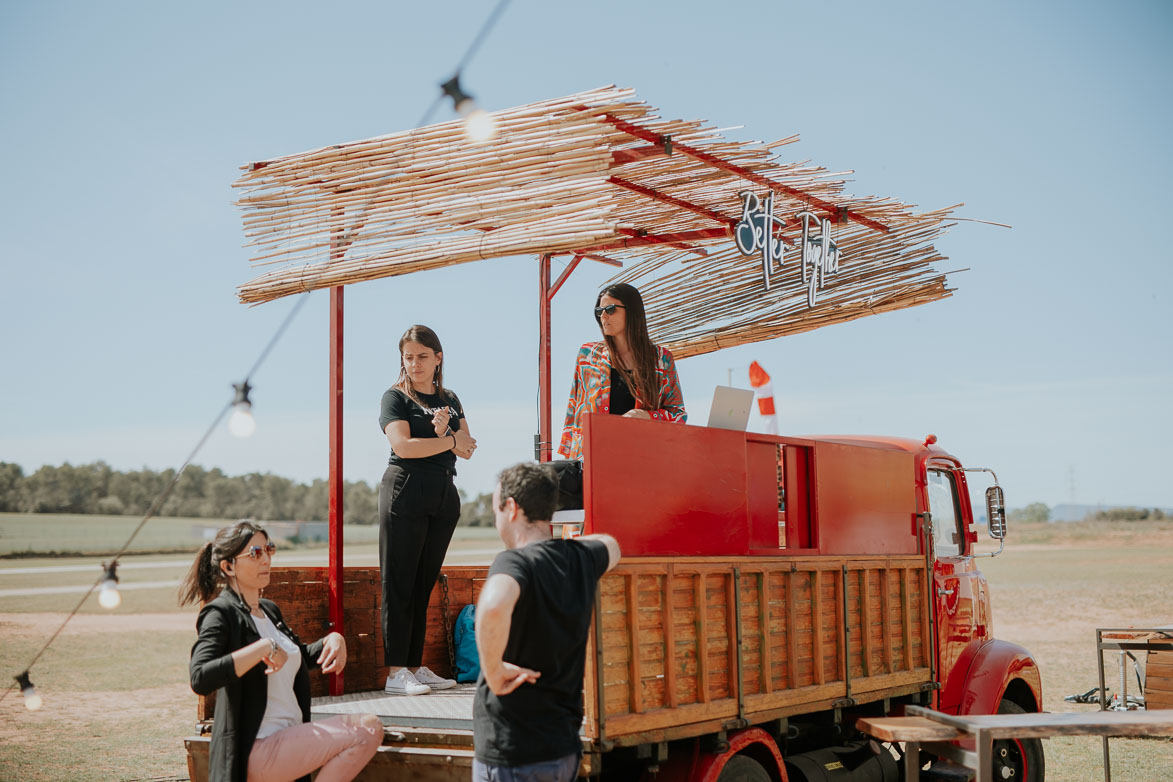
xmin=473 ymin=462 xmax=621 ymax=782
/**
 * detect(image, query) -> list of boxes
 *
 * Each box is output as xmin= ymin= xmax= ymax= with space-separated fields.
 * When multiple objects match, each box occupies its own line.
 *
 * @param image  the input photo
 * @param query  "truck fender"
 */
xmin=692 ymin=727 xmax=787 ymax=782
xmin=956 ymin=639 xmax=1043 ymax=716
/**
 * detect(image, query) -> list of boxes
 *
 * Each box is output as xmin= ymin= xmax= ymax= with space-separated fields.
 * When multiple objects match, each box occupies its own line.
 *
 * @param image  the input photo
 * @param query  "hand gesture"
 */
xmin=317 ymin=632 xmax=347 ymax=674
xmin=453 ymin=428 xmax=477 ymax=458
xmin=491 ymin=662 xmax=540 ymax=696
xmin=263 ymin=644 xmax=288 ymax=675
xmin=432 ymin=407 xmax=452 ymax=437
xmin=622 ymin=408 xmax=651 ymax=420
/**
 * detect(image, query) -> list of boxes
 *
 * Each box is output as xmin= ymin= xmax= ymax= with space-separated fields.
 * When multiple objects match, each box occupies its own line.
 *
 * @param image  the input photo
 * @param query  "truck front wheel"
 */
xmin=993 ymin=699 xmax=1045 ymax=782
xmin=716 ymin=755 xmax=772 ymax=782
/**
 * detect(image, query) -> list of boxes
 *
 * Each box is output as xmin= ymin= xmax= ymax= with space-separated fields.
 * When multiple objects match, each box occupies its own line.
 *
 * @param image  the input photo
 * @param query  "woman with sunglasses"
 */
xmin=181 ymin=520 xmax=382 ymax=782
xmin=558 ymin=283 xmax=686 ymax=464
xmin=378 ymin=324 xmax=476 ymax=696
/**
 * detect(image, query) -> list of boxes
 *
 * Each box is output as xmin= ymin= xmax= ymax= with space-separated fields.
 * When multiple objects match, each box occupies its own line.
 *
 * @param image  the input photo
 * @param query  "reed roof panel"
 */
xmin=234 ymin=86 xmax=958 ymax=357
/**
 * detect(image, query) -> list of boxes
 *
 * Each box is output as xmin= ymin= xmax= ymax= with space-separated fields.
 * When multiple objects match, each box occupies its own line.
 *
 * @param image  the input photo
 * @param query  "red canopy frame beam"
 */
xmin=327 ymin=285 xmax=344 ymax=696
xmin=538 ymin=255 xmax=553 ymax=462
xmin=607 ymin=176 xmax=796 ymax=248
xmin=578 ymin=106 xmax=891 ymax=235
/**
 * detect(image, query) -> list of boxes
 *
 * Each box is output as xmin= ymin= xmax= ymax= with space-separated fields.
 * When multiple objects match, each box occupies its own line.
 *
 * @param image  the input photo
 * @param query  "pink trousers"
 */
xmin=248 ymin=713 xmax=383 ymax=782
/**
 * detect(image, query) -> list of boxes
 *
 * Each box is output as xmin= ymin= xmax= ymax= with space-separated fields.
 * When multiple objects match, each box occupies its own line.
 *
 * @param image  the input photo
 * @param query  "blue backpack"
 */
xmin=453 ymin=604 xmax=480 ymax=683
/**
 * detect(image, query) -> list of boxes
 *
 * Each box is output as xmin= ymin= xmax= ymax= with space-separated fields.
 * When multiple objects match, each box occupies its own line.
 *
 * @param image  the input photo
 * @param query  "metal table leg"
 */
xmin=1097 ymin=628 xmax=1112 ymax=782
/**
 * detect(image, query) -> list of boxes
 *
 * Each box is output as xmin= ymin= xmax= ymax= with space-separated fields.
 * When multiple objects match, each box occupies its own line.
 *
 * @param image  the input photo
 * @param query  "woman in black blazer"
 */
xmin=182 ymin=520 xmax=381 ymax=782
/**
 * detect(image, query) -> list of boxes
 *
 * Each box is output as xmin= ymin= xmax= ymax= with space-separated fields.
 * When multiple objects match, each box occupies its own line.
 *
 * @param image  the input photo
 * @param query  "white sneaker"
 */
xmin=384 ymin=668 xmax=429 ymax=696
xmin=413 ymin=666 xmax=456 ymax=691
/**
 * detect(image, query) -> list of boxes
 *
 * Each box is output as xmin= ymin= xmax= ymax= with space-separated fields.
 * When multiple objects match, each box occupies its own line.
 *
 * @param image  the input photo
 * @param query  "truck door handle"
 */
xmin=937 ymin=587 xmax=955 ymax=597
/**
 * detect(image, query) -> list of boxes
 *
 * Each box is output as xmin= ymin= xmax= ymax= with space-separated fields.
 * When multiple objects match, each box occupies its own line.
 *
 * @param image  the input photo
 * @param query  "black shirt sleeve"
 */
xmin=578 ymin=538 xmax=610 ymax=578
xmin=487 ymin=548 xmax=530 ymax=595
xmin=379 ymin=388 xmax=410 ymax=433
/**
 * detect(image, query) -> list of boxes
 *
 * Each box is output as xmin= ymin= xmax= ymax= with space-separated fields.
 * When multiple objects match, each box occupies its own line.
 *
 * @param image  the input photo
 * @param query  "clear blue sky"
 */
xmin=2 ymin=1 xmax=1170 ymax=510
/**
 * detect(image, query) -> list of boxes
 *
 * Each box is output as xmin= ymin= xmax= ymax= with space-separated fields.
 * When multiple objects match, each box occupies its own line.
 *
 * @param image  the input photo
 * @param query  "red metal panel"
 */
xmin=811 ymin=442 xmax=917 ymax=555
xmin=784 ymin=444 xmax=814 ymax=549
xmin=581 ymin=414 xmax=749 ymax=556
xmin=537 ymin=255 xmax=552 ymax=462
xmin=327 ymin=285 xmax=344 ymax=695
xmin=745 ymin=439 xmax=781 ymax=550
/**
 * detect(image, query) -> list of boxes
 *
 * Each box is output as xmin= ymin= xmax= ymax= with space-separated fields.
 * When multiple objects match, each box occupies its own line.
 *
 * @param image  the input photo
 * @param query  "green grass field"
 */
xmin=0 ymin=512 xmax=391 ymax=556
xmin=2 ymin=517 xmax=1171 ymax=780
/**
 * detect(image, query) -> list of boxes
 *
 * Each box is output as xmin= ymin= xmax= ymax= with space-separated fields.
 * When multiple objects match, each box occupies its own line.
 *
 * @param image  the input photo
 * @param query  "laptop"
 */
xmin=706 ymin=386 xmax=755 ymax=431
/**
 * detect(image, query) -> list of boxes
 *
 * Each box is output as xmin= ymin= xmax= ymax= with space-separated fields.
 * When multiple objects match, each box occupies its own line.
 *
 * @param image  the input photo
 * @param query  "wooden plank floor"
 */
xmin=312 ymin=685 xmax=477 ymax=731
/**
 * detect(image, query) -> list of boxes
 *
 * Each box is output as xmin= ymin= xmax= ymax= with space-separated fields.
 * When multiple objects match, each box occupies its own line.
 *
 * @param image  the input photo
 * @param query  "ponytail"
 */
xmin=177 ymin=520 xmax=269 ymax=607
xmin=179 ymin=542 xmax=219 ymax=606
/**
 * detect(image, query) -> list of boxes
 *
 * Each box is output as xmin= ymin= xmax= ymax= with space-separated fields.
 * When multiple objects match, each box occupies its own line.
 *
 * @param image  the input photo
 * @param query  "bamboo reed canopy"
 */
xmin=234 ymin=86 xmax=958 ymax=358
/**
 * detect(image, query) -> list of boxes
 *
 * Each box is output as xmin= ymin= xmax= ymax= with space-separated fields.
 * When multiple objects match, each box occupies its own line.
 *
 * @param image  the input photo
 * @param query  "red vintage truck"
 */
xmin=189 ymin=87 xmax=1043 ymax=781
xmin=187 ymin=413 xmax=1043 ymax=782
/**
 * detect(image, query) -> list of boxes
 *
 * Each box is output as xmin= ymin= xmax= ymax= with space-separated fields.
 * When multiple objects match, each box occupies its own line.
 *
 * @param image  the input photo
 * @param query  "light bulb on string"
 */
xmin=440 ymin=73 xmax=497 ymax=144
xmin=229 ymin=381 xmax=256 ymax=438
xmin=15 ymin=671 xmax=42 ymax=711
xmin=462 ymin=108 xmax=497 ymax=144
xmin=98 ymin=561 xmax=121 ymax=609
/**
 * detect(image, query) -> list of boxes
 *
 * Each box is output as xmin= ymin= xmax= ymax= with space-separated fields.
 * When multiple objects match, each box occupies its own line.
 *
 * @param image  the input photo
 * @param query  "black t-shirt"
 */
xmin=378 ymin=387 xmax=464 ymax=474
xmin=473 ymin=538 xmax=610 ymax=766
xmin=608 ymin=367 xmax=635 ymax=416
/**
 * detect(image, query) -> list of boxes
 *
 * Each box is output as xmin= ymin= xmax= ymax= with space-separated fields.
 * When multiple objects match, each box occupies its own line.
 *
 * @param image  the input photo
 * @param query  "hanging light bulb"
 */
xmin=98 ymin=561 xmax=121 ymax=609
xmin=462 ymin=107 xmax=497 ymax=144
xmin=229 ymin=381 xmax=256 ymax=438
xmin=15 ymin=671 xmax=42 ymax=711
xmin=440 ymin=73 xmax=497 ymax=144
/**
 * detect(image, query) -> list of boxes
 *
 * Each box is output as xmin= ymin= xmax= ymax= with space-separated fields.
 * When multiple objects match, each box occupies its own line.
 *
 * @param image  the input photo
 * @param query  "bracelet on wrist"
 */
xmin=450 ymin=434 xmax=457 ymax=449
xmin=267 ymin=637 xmax=278 ymax=655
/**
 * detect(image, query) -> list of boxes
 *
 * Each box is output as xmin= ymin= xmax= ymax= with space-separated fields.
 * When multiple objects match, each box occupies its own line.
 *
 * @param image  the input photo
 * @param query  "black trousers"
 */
xmin=378 ymin=464 xmax=461 ymax=667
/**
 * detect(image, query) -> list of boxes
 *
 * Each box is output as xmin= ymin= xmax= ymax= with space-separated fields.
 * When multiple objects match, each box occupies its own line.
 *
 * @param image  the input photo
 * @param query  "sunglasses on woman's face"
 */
xmin=237 ymin=542 xmax=277 ymax=561
xmin=594 ymin=304 xmax=626 ymax=317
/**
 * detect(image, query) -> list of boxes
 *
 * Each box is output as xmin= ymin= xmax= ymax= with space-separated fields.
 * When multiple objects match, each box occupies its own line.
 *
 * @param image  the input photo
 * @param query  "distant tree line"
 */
xmin=1005 ymin=501 xmax=1169 ymax=524
xmin=0 ymin=461 xmax=502 ymax=527
xmin=0 ymin=461 xmax=384 ymax=524
xmin=1007 ymin=502 xmax=1050 ymax=523
xmin=1091 ymin=507 xmax=1167 ymax=521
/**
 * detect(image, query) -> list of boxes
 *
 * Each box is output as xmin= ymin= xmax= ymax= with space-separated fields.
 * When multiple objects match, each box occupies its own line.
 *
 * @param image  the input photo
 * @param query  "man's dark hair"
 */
xmin=497 ymin=462 xmax=558 ymax=523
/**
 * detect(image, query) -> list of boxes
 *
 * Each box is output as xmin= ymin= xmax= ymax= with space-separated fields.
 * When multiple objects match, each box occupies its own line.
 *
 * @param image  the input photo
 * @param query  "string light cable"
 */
xmin=2 ymin=293 xmax=309 ymax=708
xmin=3 ymin=0 xmax=515 ymax=713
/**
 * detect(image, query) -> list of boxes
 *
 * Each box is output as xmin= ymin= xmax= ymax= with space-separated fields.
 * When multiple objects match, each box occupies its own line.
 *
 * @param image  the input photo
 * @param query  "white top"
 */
xmin=251 ymin=612 xmax=303 ymax=740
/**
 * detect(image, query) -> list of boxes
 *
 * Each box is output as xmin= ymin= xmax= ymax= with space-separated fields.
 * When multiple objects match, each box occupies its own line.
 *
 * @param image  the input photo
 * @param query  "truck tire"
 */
xmin=717 ymin=755 xmax=772 ymax=782
xmin=994 ymin=699 xmax=1045 ymax=782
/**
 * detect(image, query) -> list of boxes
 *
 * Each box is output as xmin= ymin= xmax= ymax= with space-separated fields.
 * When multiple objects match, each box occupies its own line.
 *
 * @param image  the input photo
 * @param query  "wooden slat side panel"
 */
xmin=705 ymin=571 xmax=733 ymax=702
xmin=592 ymin=557 xmax=931 ymax=743
xmin=599 ymin=573 xmax=632 ymax=717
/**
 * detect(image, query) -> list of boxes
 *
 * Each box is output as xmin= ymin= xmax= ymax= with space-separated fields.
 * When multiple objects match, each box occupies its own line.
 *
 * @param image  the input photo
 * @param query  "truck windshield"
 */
xmin=927 ymin=469 xmax=963 ymax=557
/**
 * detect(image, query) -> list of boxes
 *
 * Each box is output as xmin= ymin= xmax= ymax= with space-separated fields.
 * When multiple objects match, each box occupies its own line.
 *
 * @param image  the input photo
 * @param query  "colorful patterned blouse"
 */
xmin=557 ymin=342 xmax=687 ymax=459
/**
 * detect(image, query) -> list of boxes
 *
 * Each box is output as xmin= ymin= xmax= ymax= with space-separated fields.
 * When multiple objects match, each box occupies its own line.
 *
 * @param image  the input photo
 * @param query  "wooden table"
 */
xmin=856 ymin=706 xmax=1173 ymax=782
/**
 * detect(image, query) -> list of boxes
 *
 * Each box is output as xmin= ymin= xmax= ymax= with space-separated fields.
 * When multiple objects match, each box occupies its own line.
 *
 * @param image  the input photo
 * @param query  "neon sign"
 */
xmin=733 ymin=193 xmax=842 ymax=306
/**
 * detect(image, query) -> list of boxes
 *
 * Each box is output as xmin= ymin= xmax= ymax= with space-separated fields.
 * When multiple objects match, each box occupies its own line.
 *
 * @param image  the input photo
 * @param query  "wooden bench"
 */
xmin=856 ymin=706 xmax=1173 ymax=782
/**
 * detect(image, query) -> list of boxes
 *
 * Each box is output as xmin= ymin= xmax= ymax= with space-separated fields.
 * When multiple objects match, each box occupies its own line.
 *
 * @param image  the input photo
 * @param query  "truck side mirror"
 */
xmin=986 ymin=485 xmax=1007 ymax=540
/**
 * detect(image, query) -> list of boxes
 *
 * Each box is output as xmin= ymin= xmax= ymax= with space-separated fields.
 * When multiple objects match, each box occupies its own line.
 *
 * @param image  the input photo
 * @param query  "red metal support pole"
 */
xmin=538 ymin=255 xmax=552 ymax=462
xmin=328 ymin=285 xmax=344 ymax=695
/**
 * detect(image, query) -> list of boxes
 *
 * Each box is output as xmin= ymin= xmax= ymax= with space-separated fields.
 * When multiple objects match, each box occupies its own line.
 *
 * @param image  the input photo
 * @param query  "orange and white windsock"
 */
xmin=749 ymin=360 xmax=777 ymax=434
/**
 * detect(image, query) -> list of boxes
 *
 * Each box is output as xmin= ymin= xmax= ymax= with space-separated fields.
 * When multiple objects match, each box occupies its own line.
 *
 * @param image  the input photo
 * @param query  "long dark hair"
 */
xmin=596 ymin=283 xmax=659 ymax=408
xmin=393 ymin=325 xmax=452 ymax=407
xmin=178 ymin=520 xmax=270 ymax=606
